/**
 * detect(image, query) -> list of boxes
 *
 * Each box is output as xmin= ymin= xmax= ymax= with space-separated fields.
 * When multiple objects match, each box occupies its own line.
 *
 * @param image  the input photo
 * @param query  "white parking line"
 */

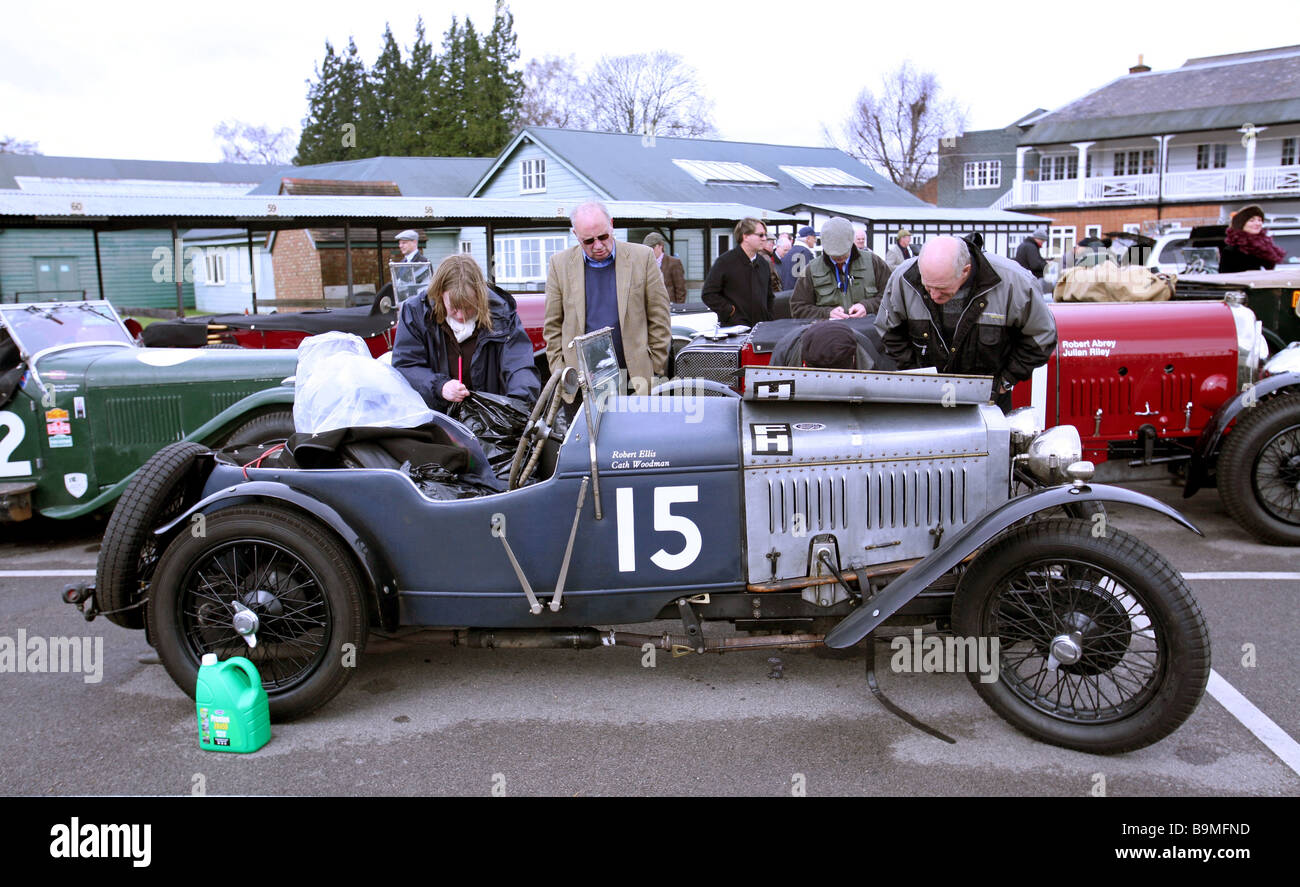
xmin=0 ymin=570 xmax=95 ymax=577
xmin=1208 ymin=670 xmax=1300 ymax=777
xmin=1184 ymin=572 xmax=1300 ymax=580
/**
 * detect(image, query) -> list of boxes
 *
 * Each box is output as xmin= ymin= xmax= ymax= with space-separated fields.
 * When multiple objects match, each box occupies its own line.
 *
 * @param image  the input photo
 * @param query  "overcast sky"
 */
xmin=3 ymin=0 xmax=1298 ymax=166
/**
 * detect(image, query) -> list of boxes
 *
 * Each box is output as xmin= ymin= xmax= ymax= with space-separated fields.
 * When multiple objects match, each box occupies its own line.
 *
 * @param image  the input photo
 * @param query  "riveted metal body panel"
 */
xmin=743 ymin=366 xmax=994 ymax=405
xmin=741 ymin=400 xmax=1009 ymax=582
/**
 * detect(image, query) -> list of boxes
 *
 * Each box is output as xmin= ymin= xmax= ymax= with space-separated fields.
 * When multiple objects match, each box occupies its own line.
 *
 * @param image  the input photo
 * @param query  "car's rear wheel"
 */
xmin=218 ymin=410 xmax=296 ymax=449
xmin=147 ymin=505 xmax=366 ymax=721
xmin=96 ymin=441 xmax=211 ymax=629
xmin=1217 ymin=395 xmax=1300 ymax=545
xmin=953 ymin=519 xmax=1209 ymax=754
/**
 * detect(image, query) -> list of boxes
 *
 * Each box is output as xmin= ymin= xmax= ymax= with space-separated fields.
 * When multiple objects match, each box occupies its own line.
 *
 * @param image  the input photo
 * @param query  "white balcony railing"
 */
xmin=1010 ymin=164 xmax=1300 ymax=207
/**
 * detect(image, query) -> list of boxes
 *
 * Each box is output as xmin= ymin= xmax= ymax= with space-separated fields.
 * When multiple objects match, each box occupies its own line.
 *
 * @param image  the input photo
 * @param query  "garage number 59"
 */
xmin=615 ymin=486 xmax=702 ymax=572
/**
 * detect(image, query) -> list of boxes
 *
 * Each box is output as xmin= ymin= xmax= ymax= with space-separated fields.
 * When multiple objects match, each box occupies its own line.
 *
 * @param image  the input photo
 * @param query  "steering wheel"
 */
xmin=1183 ymin=257 xmax=1206 ymax=274
xmin=649 ymin=378 xmax=741 ymax=399
xmin=508 ymin=367 xmax=572 ymax=489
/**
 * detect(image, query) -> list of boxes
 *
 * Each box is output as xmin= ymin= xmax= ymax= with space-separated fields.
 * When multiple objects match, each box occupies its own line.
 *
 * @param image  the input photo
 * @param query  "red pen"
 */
xmin=458 ymin=355 xmax=463 ymax=383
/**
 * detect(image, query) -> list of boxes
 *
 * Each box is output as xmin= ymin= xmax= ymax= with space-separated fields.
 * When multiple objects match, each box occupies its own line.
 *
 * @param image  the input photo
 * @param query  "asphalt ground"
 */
xmin=0 ymin=476 xmax=1297 ymax=799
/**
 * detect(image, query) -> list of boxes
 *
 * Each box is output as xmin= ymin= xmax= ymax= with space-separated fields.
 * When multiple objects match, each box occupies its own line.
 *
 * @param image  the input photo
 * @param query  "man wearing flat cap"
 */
xmin=396 ymin=229 xmax=429 ymax=265
xmin=790 ymin=217 xmax=891 ymax=321
xmin=643 ymin=232 xmax=687 ymax=304
xmin=1014 ymin=228 xmax=1048 ymax=279
xmin=886 ymin=229 xmax=917 ymax=270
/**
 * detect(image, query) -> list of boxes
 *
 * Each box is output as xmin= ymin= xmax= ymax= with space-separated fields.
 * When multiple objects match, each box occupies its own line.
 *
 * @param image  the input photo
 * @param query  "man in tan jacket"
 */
xmin=545 ymin=201 xmax=672 ymax=394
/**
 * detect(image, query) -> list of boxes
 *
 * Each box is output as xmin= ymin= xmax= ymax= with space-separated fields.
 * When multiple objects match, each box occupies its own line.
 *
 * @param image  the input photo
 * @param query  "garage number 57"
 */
xmin=615 ymin=486 xmax=702 ymax=572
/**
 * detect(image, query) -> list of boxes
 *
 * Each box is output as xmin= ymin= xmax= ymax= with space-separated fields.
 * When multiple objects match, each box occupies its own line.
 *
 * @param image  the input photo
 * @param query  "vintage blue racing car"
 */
xmin=80 ymin=328 xmax=1211 ymax=754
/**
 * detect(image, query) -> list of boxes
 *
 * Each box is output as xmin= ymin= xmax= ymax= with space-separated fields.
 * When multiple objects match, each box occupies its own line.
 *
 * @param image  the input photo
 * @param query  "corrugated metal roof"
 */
xmin=786 ymin=202 xmax=1050 ymax=223
xmin=0 ymin=192 xmax=798 ymax=225
xmin=472 ymin=127 xmax=927 ymax=210
xmin=1024 ymin=47 xmax=1300 ymax=146
xmin=248 ymin=156 xmax=494 ymax=197
xmin=0 ymin=153 xmax=285 ymax=190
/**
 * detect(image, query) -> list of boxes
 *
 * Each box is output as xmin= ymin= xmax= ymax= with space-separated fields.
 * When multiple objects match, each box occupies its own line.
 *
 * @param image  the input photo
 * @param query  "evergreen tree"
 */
xmin=364 ymin=24 xmax=407 ymax=155
xmin=471 ymin=0 xmax=524 ymax=153
xmin=296 ymin=40 xmax=343 ymax=164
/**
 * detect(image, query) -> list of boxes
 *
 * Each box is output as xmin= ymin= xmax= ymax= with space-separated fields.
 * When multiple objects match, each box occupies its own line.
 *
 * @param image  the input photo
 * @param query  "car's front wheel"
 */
xmin=147 ymin=505 xmax=366 ymax=721
xmin=1217 ymin=395 xmax=1300 ymax=545
xmin=953 ymin=519 xmax=1209 ymax=754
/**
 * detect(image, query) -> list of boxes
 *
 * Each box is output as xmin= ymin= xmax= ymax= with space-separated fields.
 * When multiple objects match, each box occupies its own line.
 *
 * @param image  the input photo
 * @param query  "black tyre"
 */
xmin=219 ymin=410 xmax=296 ymax=449
xmin=147 ymin=505 xmax=366 ymax=721
xmin=1217 ymin=395 xmax=1300 ymax=545
xmin=953 ymin=519 xmax=1209 ymax=754
xmin=96 ymin=441 xmax=211 ymax=629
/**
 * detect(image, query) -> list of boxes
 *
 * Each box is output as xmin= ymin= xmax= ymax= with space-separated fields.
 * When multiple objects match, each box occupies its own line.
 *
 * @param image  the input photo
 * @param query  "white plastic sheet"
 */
xmin=294 ymin=331 xmax=435 ymax=433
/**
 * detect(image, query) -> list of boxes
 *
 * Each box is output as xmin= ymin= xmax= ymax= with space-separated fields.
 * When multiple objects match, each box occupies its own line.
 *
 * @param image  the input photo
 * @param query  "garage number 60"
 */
xmin=615 ymin=486 xmax=702 ymax=572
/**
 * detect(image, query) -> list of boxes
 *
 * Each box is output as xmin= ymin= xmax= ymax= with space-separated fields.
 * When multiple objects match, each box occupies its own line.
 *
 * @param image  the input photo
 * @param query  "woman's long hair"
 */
xmin=427 ymin=254 xmax=494 ymax=332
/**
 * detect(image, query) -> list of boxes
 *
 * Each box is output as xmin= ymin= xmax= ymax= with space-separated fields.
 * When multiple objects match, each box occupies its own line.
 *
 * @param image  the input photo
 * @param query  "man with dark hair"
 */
xmin=643 ymin=232 xmax=687 ymax=304
xmin=876 ymin=235 xmax=1056 ymax=408
xmin=701 ymin=217 xmax=775 ymax=326
xmin=790 ymin=217 xmax=891 ymax=320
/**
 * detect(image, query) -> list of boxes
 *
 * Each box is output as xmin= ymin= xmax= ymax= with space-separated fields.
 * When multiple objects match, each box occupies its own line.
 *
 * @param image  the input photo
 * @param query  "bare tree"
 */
xmin=0 ymin=135 xmax=41 ymax=154
xmin=519 ymin=54 xmax=587 ymax=128
xmin=832 ymin=62 xmax=966 ymax=195
xmin=214 ymin=120 xmax=297 ymax=165
xmin=583 ymin=52 xmax=716 ymax=138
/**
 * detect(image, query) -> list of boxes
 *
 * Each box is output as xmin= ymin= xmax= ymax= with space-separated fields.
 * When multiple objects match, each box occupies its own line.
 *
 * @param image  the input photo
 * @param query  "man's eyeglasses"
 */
xmin=578 ymin=232 xmax=612 ymax=246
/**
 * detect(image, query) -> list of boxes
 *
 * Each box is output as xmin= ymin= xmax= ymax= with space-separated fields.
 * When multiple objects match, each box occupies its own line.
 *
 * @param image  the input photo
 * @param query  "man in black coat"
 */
xmin=701 ymin=217 xmax=775 ymax=326
xmin=1014 ymin=228 xmax=1048 ymax=278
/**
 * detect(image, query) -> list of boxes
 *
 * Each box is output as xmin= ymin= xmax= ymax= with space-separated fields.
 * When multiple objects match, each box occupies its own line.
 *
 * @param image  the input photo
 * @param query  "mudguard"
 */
xmin=155 ymin=480 xmax=400 ymax=631
xmin=822 ymin=483 xmax=1201 ymax=648
xmin=1183 ymin=371 xmax=1300 ymax=497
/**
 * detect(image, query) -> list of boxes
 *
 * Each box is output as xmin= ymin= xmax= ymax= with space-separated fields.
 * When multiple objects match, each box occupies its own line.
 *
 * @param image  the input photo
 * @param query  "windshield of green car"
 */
xmin=573 ymin=327 xmax=622 ymax=440
xmin=0 ymin=302 xmax=133 ymax=358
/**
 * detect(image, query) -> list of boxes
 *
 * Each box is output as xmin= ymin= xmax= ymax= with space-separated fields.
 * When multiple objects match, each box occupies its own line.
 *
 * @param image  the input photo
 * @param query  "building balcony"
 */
xmin=1009 ymin=164 xmax=1300 ymax=207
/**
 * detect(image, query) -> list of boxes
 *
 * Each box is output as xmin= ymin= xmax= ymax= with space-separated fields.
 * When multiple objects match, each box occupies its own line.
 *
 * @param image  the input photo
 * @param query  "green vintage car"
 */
xmin=0 ymin=300 xmax=296 ymax=524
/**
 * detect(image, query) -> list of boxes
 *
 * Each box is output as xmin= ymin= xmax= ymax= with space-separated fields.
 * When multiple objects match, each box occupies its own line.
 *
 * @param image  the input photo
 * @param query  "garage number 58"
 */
xmin=615 ymin=486 xmax=702 ymax=572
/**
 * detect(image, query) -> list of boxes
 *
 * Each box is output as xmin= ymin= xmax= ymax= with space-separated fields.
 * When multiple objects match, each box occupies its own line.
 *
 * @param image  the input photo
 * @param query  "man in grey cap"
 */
xmin=780 ymin=225 xmax=817 ymax=291
xmin=396 ymin=229 xmax=429 ymax=265
xmin=790 ymin=217 xmax=891 ymax=320
xmin=1014 ymin=228 xmax=1049 ymax=279
xmin=886 ymin=229 xmax=917 ymax=269
xmin=643 ymin=232 xmax=687 ymax=304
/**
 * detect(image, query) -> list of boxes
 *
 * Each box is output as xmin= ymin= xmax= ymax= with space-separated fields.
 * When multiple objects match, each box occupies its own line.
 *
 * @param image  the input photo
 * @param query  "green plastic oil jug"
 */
xmin=195 ymin=654 xmax=271 ymax=753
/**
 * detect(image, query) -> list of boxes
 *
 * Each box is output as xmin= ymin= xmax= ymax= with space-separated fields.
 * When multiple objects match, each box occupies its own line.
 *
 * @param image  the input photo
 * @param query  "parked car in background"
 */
xmin=0 ymin=300 xmax=296 ymax=524
xmin=141 ymin=302 xmax=398 ymax=357
xmin=1148 ymin=220 xmax=1300 ymax=277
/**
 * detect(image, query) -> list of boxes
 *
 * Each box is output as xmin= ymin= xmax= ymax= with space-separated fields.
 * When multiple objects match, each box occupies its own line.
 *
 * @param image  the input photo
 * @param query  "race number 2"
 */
xmin=0 ymin=411 xmax=33 ymax=477
xmin=615 ymin=485 xmax=702 ymax=572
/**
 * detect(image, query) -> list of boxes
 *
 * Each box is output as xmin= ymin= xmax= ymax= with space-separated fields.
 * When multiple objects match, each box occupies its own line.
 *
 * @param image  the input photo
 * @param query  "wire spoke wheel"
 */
xmin=954 ymin=519 xmax=1209 ymax=754
xmin=148 ymin=505 xmax=365 ymax=721
xmin=1251 ymin=424 xmax=1300 ymax=526
xmin=1219 ymin=395 xmax=1300 ymax=545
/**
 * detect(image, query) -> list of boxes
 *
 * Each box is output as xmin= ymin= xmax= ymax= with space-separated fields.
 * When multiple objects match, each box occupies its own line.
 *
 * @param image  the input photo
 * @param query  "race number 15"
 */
xmin=615 ymin=485 xmax=702 ymax=572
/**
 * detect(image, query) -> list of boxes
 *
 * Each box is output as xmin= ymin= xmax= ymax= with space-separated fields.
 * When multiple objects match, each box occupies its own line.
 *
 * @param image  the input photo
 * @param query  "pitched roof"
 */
xmin=1024 ymin=45 xmax=1300 ymax=145
xmin=248 ymin=156 xmax=494 ymax=197
xmin=472 ymin=126 xmax=928 ymax=210
xmin=0 ymin=153 xmax=284 ymax=192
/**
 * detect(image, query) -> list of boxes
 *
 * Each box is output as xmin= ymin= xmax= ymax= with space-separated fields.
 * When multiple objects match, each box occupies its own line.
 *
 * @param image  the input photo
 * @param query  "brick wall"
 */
xmin=319 ymin=246 xmax=401 ymax=290
xmin=270 ymin=230 xmax=324 ymax=305
xmin=1034 ymin=203 xmax=1223 ymax=235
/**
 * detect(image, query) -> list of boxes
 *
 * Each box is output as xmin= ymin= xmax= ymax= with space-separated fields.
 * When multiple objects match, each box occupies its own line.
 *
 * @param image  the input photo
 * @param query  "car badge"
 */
xmin=64 ymin=473 xmax=88 ymax=499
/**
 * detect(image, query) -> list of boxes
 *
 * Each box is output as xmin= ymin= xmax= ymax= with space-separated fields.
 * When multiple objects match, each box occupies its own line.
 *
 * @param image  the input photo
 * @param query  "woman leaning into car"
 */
xmin=392 ymin=253 xmax=540 ymax=412
xmin=1219 ymin=204 xmax=1288 ymax=273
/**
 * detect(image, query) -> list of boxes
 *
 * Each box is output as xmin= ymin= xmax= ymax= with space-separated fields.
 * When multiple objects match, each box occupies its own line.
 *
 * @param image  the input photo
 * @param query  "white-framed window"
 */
xmin=1113 ymin=149 xmax=1155 ymax=176
xmin=494 ymin=234 xmax=567 ymax=282
xmin=963 ymin=160 xmax=1001 ymax=189
xmin=1085 ymin=224 xmax=1102 ymax=239
xmin=519 ymin=158 xmax=546 ymax=194
xmin=1047 ymin=226 xmax=1076 ymax=259
xmin=459 ymin=240 xmax=473 ymax=254
xmin=205 ymin=250 xmax=226 ymax=286
xmin=1040 ymin=155 xmax=1078 ymax=180
xmin=1196 ymin=144 xmax=1227 ymax=170
xmin=1282 ymin=137 xmax=1297 ymax=166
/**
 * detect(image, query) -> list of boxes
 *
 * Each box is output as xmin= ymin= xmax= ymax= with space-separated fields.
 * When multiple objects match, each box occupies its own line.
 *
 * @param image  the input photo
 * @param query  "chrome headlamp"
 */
xmin=1024 ymin=425 xmax=1083 ymax=484
xmin=1262 ymin=341 xmax=1300 ymax=378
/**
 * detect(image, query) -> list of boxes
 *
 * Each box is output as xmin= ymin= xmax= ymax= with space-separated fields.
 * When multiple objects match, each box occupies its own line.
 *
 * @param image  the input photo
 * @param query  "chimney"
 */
xmin=1129 ymin=54 xmax=1151 ymax=74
